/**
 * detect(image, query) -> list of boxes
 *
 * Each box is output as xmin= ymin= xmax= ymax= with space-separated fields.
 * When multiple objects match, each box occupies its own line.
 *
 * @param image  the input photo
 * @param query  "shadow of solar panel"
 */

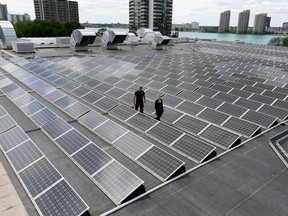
xmin=213 ymin=92 xmax=238 ymax=104
xmin=233 ymin=97 xmax=263 ymax=111
xmin=199 ymin=125 xmax=241 ymax=149
xmin=62 ymin=82 xmax=80 ymax=92
xmin=242 ymin=110 xmax=277 ymax=128
xmin=64 ymin=102 xmax=91 ymax=119
xmin=93 ymin=160 xmax=144 ymax=205
xmin=0 ymin=115 xmax=17 ymax=135
xmin=6 ymin=140 xmax=43 ymax=172
xmin=34 ymin=180 xmax=89 ymax=216
xmin=146 ymin=122 xmax=184 ymax=146
xmin=55 ymin=129 xmax=90 ymax=155
xmin=94 ymin=120 xmax=128 ymax=142
xmin=137 ymin=146 xmax=185 ymax=181
xmin=258 ymin=105 xmax=288 ymax=120
xmin=106 ymin=87 xmax=127 ymax=99
xmin=72 ymin=143 xmax=112 ymax=175
xmin=78 ymin=110 xmax=108 ymax=130
xmin=54 ymin=95 xmax=77 ymax=109
xmin=19 ymin=157 xmax=62 ymax=198
xmin=44 ymin=90 xmax=65 ymax=102
xmin=108 ymin=105 xmax=137 ymax=121
xmin=13 ymin=94 xmax=36 ymax=108
xmin=176 ymin=101 xmax=205 ymax=116
xmin=113 ymin=132 xmax=152 ymax=159
xmin=177 ymin=90 xmax=202 ymax=102
xmin=196 ymin=96 xmax=223 ymax=109
xmin=0 ymin=126 xmax=29 ymax=152
xmin=21 ymin=100 xmax=45 ymax=116
xmin=172 ymin=134 xmax=216 ymax=163
xmin=222 ymin=117 xmax=261 ymax=138
xmin=160 ymin=85 xmax=182 ymax=95
xmin=71 ymin=86 xmax=91 ymax=97
xmin=217 ymin=102 xmax=247 ymax=118
xmin=93 ymin=97 xmax=118 ymax=113
xmin=126 ymin=113 xmax=158 ymax=132
xmin=30 ymin=108 xmax=57 ymax=126
xmin=174 ymin=115 xmax=209 ymax=135
xmin=42 ymin=118 xmax=72 ymax=139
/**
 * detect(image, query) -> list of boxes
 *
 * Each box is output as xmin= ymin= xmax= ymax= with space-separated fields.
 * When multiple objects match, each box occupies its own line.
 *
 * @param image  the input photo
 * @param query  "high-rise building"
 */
xmin=265 ymin=17 xmax=271 ymax=28
xmin=34 ymin=0 xmax=79 ymax=22
xmin=237 ymin=10 xmax=250 ymax=33
xmin=253 ymin=13 xmax=267 ymax=34
xmin=9 ymin=13 xmax=30 ymax=24
xmin=129 ymin=0 xmax=173 ymax=35
xmin=0 ymin=3 xmax=8 ymax=20
xmin=218 ymin=10 xmax=231 ymax=33
xmin=283 ymin=22 xmax=288 ymax=30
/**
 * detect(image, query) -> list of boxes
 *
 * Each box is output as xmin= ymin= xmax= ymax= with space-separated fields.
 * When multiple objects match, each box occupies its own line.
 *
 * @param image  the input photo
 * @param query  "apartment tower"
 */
xmin=129 ymin=0 xmax=173 ymax=35
xmin=253 ymin=13 xmax=267 ymax=34
xmin=237 ymin=10 xmax=250 ymax=33
xmin=218 ymin=10 xmax=231 ymax=33
xmin=0 ymin=3 xmax=8 ymax=20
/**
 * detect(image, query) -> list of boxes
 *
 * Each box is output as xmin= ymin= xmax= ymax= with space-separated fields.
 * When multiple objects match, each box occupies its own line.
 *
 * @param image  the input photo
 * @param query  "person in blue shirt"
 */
xmin=154 ymin=95 xmax=163 ymax=121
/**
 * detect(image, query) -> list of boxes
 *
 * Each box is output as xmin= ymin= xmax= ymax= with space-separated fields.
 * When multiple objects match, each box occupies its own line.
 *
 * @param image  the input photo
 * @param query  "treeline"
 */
xmin=268 ymin=37 xmax=288 ymax=47
xmin=13 ymin=20 xmax=84 ymax=37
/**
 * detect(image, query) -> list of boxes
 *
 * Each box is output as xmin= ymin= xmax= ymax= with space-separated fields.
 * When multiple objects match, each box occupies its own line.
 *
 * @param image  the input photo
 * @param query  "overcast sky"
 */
xmin=3 ymin=0 xmax=287 ymax=26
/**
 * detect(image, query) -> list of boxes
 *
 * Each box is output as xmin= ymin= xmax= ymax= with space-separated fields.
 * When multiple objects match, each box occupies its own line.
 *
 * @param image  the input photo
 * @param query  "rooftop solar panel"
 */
xmin=176 ymin=101 xmax=205 ymax=116
xmin=258 ymin=104 xmax=288 ymax=120
xmin=85 ymin=79 xmax=101 ymax=88
xmin=160 ymin=107 xmax=183 ymax=124
xmin=43 ymin=90 xmax=66 ymax=102
xmin=217 ymin=103 xmax=248 ymax=118
xmin=0 ymin=115 xmax=17 ymax=135
xmin=93 ymin=97 xmax=118 ymax=113
xmin=21 ymin=100 xmax=45 ymax=116
xmin=54 ymin=95 xmax=77 ymax=109
xmin=213 ymin=92 xmax=238 ymax=104
xmin=42 ymin=118 xmax=72 ymax=139
xmin=78 ymin=110 xmax=108 ymax=130
xmin=62 ymin=82 xmax=80 ymax=92
xmin=108 ymin=105 xmax=137 ymax=121
xmin=174 ymin=115 xmax=209 ymax=135
xmin=233 ymin=97 xmax=263 ymax=111
xmin=126 ymin=113 xmax=158 ymax=132
xmin=196 ymin=96 xmax=223 ymax=109
xmin=30 ymin=108 xmax=57 ymax=126
xmin=64 ymin=102 xmax=91 ymax=119
xmin=106 ymin=87 xmax=127 ymax=99
xmin=273 ymin=100 xmax=288 ymax=110
xmin=241 ymin=110 xmax=278 ymax=128
xmin=177 ymin=90 xmax=203 ymax=102
xmin=249 ymin=94 xmax=276 ymax=105
xmin=71 ymin=86 xmax=91 ymax=97
xmin=160 ymin=85 xmax=183 ymax=95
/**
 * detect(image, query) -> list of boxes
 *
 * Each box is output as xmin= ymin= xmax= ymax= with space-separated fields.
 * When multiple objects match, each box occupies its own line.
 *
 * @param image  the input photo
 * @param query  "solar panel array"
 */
xmin=0 ymin=64 xmax=145 ymax=205
xmin=0 ymin=106 xmax=89 ymax=216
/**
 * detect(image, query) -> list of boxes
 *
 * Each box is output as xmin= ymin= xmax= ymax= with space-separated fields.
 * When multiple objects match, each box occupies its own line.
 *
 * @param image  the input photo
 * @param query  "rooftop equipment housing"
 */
xmin=136 ymin=28 xmax=156 ymax=44
xmin=151 ymin=35 xmax=171 ymax=50
xmin=123 ymin=33 xmax=140 ymax=46
xmin=70 ymin=29 xmax=96 ymax=51
xmin=0 ymin=21 xmax=17 ymax=50
xmin=12 ymin=41 xmax=34 ymax=53
xmin=101 ymin=29 xmax=127 ymax=50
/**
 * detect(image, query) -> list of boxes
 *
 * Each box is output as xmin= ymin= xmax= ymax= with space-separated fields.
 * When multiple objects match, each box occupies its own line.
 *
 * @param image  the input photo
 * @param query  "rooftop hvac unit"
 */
xmin=151 ymin=35 xmax=171 ymax=50
xmin=123 ymin=33 xmax=140 ymax=46
xmin=136 ymin=28 xmax=156 ymax=44
xmin=70 ymin=29 xmax=96 ymax=51
xmin=12 ymin=41 xmax=34 ymax=53
xmin=101 ymin=29 xmax=127 ymax=50
xmin=56 ymin=37 xmax=70 ymax=45
xmin=0 ymin=21 xmax=17 ymax=50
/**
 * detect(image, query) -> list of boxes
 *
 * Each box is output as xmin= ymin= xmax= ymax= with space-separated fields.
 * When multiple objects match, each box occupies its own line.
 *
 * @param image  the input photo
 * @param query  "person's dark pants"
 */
xmin=135 ymin=103 xmax=144 ymax=113
xmin=155 ymin=111 xmax=163 ymax=121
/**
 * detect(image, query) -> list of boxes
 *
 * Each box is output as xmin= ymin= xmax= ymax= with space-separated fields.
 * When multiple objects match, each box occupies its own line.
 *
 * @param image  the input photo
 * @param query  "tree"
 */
xmin=268 ymin=36 xmax=288 ymax=47
xmin=282 ymin=37 xmax=288 ymax=47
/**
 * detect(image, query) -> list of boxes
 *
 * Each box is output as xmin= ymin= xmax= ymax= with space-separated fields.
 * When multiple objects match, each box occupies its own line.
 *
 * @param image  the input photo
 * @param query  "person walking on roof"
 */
xmin=133 ymin=86 xmax=146 ymax=113
xmin=154 ymin=95 xmax=163 ymax=121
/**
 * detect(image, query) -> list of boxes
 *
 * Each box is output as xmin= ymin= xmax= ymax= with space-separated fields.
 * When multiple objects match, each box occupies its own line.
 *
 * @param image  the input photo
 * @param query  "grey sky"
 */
xmin=3 ymin=0 xmax=288 ymax=26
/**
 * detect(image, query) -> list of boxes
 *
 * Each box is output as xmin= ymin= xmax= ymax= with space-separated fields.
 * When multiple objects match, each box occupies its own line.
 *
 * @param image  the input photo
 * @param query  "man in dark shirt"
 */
xmin=154 ymin=95 xmax=163 ymax=121
xmin=133 ymin=86 xmax=146 ymax=113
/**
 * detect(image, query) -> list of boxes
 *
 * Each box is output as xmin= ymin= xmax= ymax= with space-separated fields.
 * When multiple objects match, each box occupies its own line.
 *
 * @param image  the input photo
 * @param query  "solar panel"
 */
xmin=62 ymin=82 xmax=80 ymax=92
xmin=64 ymin=102 xmax=91 ymax=119
xmin=210 ymin=84 xmax=232 ymax=93
xmin=160 ymin=107 xmax=183 ymax=124
xmin=71 ymin=86 xmax=92 ymax=97
xmin=118 ymin=92 xmax=134 ymax=105
xmin=53 ymin=78 xmax=70 ymax=87
xmin=126 ymin=113 xmax=158 ymax=132
xmin=85 ymin=79 xmax=101 ymax=88
xmin=273 ymin=100 xmax=288 ymax=110
xmin=262 ymin=90 xmax=286 ymax=100
xmin=196 ymin=96 xmax=223 ymax=109
xmin=5 ymin=87 xmax=27 ymax=100
xmin=6 ymin=140 xmax=43 ymax=172
xmin=93 ymin=160 xmax=144 ymax=204
xmin=145 ymin=89 xmax=165 ymax=101
xmin=258 ymin=105 xmax=288 ymax=120
xmin=22 ymin=76 xmax=39 ymax=85
xmin=174 ymin=115 xmax=209 ymax=135
xmin=146 ymin=80 xmax=167 ymax=91
xmin=81 ymin=91 xmax=103 ymax=104
xmin=229 ymin=88 xmax=252 ymax=98
xmin=106 ymin=87 xmax=127 ymax=99
xmin=177 ymin=91 xmax=203 ymax=102
xmin=0 ymin=115 xmax=17 ymax=134
xmin=177 ymin=82 xmax=199 ymax=92
xmin=217 ymin=103 xmax=248 ymax=118
xmin=172 ymin=134 xmax=216 ymax=163
xmin=54 ymin=95 xmax=77 ymax=109
xmin=21 ymin=100 xmax=45 ymax=116
xmin=55 ymin=129 xmax=91 ymax=155
xmin=34 ymin=180 xmax=88 ymax=216
xmin=162 ymin=94 xmax=184 ymax=108
xmin=44 ymin=90 xmax=66 ymax=102
xmin=146 ymin=122 xmax=184 ymax=146
xmin=30 ymin=108 xmax=57 ymax=126
xmin=199 ymin=125 xmax=241 ymax=149
xmin=233 ymin=97 xmax=263 ymax=111
xmin=103 ymin=76 xmax=122 ymax=85
xmin=93 ymin=97 xmax=118 ymax=113
xmin=30 ymin=81 xmax=55 ymax=96
xmin=75 ymin=75 xmax=91 ymax=84
xmin=164 ymin=78 xmax=182 ymax=86
xmin=13 ymin=94 xmax=36 ymax=108
xmin=0 ymin=126 xmax=29 ymax=152
xmin=213 ymin=92 xmax=238 ymax=104
xmin=194 ymin=87 xmax=218 ymax=97
xmin=94 ymin=120 xmax=128 ymax=142
xmin=94 ymin=83 xmax=112 ymax=93
xmin=0 ymin=106 xmax=6 ymax=117
xmin=137 ymin=146 xmax=185 ymax=181
xmin=113 ymin=131 xmax=152 ymax=159
xmin=241 ymin=110 xmax=277 ymax=128
xmin=176 ymin=101 xmax=205 ymax=116
xmin=78 ymin=110 xmax=108 ymax=130
xmin=108 ymin=105 xmax=137 ymax=121
xmin=115 ymin=79 xmax=134 ymax=90
xmin=160 ymin=85 xmax=182 ymax=95
xmin=72 ymin=143 xmax=113 ymax=175
xmin=42 ymin=118 xmax=72 ymax=139
xmin=19 ymin=157 xmax=62 ymax=197
xmin=249 ymin=94 xmax=276 ymax=105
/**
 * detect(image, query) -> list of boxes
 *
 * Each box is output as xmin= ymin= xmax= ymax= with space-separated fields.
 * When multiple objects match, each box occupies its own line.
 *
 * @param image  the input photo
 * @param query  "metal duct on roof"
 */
xmin=101 ymin=29 xmax=127 ymax=50
xmin=70 ymin=29 xmax=96 ymax=51
xmin=0 ymin=21 xmax=17 ymax=49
